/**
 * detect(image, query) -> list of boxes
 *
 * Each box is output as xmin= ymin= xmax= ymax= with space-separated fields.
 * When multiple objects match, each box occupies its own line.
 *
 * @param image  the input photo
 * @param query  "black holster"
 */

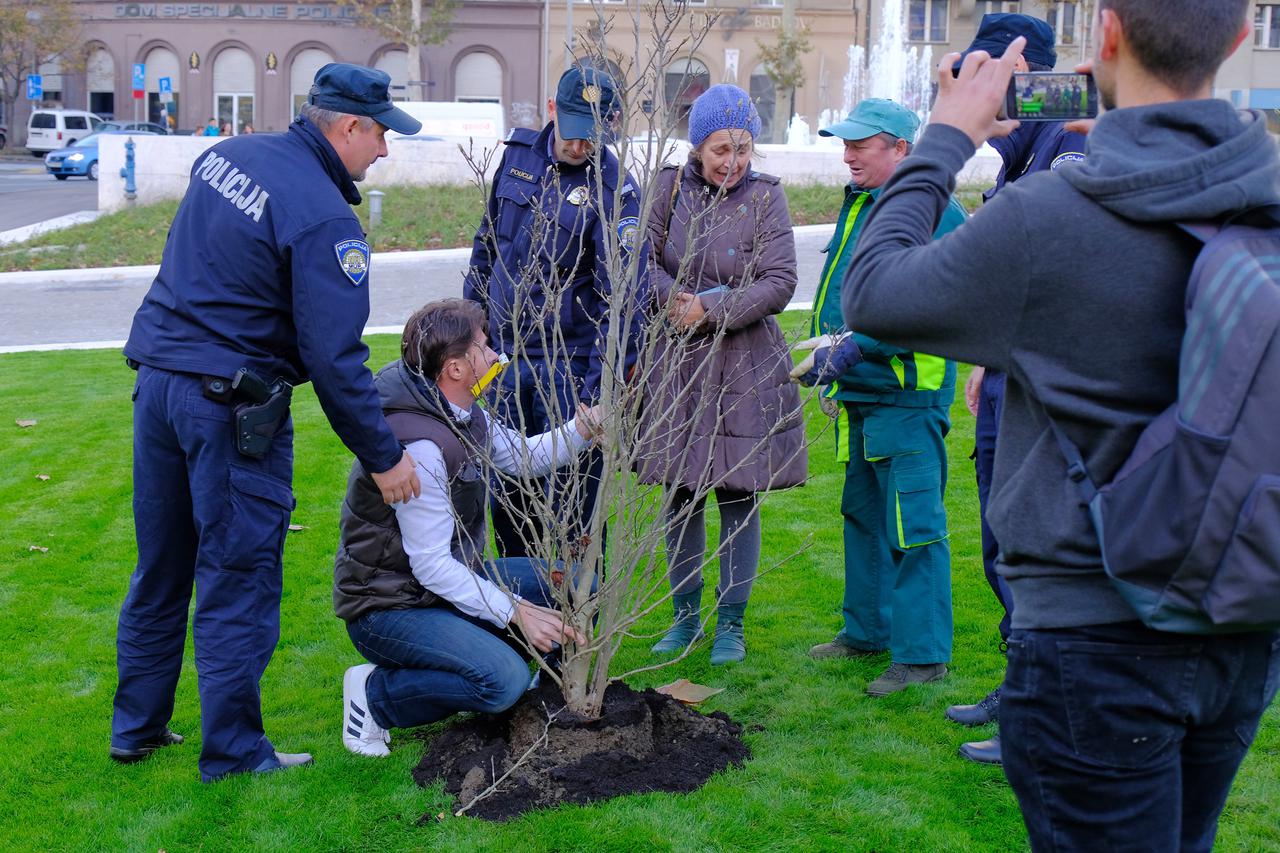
xmin=230 ymin=367 xmax=292 ymax=459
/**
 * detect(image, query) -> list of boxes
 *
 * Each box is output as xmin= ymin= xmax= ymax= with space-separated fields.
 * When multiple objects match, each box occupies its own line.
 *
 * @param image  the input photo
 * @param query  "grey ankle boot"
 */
xmin=651 ymin=587 xmax=704 ymax=655
xmin=710 ymin=601 xmax=747 ymax=665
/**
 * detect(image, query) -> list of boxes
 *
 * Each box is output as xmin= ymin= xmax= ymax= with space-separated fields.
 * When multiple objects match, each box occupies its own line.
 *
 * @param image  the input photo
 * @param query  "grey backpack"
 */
xmin=1050 ymin=212 xmax=1280 ymax=633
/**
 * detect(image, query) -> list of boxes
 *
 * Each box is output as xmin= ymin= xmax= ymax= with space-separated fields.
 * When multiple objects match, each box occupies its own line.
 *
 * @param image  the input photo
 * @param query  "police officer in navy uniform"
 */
xmin=112 ymin=63 xmax=423 ymax=782
xmin=942 ymin=14 xmax=1087 ymax=766
xmin=464 ymin=66 xmax=644 ymax=559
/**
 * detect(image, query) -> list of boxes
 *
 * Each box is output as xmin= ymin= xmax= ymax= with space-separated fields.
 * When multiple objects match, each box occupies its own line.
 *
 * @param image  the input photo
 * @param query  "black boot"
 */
xmin=945 ymin=684 xmax=1001 ymax=726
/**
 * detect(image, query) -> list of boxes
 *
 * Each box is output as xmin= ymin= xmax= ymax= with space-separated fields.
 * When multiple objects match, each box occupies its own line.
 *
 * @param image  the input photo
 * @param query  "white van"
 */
xmin=26 ymin=109 xmax=104 ymax=156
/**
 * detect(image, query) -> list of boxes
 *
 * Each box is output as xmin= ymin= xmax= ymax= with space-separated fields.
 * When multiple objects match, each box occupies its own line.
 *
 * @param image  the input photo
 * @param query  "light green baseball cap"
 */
xmin=818 ymin=98 xmax=920 ymax=144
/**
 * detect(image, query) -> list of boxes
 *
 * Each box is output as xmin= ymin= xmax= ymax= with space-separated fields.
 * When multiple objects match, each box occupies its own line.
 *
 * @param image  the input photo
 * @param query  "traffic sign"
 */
xmin=159 ymin=76 xmax=172 ymax=103
xmin=132 ymin=63 xmax=145 ymax=99
xmin=26 ymin=75 xmax=42 ymax=100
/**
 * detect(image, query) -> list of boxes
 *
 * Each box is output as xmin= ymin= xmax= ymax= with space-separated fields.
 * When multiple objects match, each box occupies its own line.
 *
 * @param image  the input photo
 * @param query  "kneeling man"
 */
xmin=333 ymin=298 xmax=594 ymax=756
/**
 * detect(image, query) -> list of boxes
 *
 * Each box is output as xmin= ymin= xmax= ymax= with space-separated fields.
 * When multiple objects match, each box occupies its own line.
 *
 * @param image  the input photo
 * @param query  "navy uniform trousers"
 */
xmin=112 ymin=366 xmax=295 ymax=782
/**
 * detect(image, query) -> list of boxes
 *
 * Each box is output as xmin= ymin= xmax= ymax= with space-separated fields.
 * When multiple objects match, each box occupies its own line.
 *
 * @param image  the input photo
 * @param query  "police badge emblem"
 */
xmin=567 ymin=186 xmax=590 ymax=206
xmin=334 ymin=238 xmax=370 ymax=286
xmin=617 ymin=216 xmax=640 ymax=252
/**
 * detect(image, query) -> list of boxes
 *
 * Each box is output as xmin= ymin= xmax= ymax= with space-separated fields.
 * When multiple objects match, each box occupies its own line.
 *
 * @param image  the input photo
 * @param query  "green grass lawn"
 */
xmin=1 ymin=323 xmax=1275 ymax=851
xmin=0 ymin=184 xmax=989 ymax=273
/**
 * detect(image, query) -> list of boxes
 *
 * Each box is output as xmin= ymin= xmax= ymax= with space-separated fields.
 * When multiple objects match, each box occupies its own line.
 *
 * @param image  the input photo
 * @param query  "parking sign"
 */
xmin=26 ymin=75 xmax=42 ymax=100
xmin=159 ymin=76 xmax=172 ymax=103
xmin=132 ymin=63 xmax=146 ymax=90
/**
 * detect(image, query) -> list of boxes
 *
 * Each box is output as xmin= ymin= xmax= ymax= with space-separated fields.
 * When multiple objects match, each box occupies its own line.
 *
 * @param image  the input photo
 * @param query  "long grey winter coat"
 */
xmin=636 ymin=156 xmax=807 ymax=493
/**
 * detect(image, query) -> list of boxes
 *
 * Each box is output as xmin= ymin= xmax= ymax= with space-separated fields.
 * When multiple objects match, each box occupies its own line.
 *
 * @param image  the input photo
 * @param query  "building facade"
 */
xmin=6 ymin=0 xmax=1278 ymax=144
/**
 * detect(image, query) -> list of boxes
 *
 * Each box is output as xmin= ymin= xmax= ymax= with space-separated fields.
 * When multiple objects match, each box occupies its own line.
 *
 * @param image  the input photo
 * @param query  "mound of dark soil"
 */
xmin=412 ymin=677 xmax=750 ymax=821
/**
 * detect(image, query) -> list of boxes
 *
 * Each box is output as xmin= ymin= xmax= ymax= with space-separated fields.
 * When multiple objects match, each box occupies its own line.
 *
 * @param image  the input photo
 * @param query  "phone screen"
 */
xmin=1006 ymin=72 xmax=1098 ymax=122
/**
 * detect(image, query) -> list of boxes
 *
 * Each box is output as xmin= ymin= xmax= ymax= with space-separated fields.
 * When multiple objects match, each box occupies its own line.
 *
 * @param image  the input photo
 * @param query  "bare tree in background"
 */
xmin=338 ymin=0 xmax=456 ymax=101
xmin=0 ymin=0 xmax=83 ymax=147
xmin=439 ymin=0 xmax=825 ymax=720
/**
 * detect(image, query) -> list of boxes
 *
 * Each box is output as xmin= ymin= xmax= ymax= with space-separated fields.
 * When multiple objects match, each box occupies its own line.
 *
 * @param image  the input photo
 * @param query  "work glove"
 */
xmin=790 ymin=333 xmax=862 ymax=387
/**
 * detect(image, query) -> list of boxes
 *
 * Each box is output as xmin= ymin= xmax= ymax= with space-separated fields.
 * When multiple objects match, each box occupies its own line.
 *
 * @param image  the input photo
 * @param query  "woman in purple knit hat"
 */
xmin=637 ymin=84 xmax=806 ymax=665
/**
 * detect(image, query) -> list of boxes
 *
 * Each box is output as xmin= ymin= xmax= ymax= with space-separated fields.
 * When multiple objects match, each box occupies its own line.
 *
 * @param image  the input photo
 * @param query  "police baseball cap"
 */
xmin=554 ymin=66 xmax=620 ymax=142
xmin=818 ymin=98 xmax=920 ymax=144
xmin=308 ymin=63 xmax=423 ymax=136
xmin=959 ymin=13 xmax=1058 ymax=68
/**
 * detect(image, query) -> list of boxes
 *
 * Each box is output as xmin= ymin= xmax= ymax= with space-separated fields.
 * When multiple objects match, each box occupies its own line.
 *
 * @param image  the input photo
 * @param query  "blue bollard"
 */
xmin=120 ymin=137 xmax=137 ymax=201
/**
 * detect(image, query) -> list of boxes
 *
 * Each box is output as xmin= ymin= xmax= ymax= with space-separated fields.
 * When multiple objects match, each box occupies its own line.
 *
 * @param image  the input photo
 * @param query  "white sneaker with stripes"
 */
xmin=342 ymin=663 xmax=390 ymax=757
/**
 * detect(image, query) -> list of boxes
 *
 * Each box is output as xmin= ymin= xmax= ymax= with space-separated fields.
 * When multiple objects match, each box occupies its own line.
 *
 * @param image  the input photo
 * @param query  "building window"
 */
xmin=756 ymin=0 xmax=783 ymax=7
xmin=291 ymin=48 xmax=335 ymax=117
xmin=38 ymin=58 xmax=63 ymax=105
xmin=1045 ymin=2 xmax=1080 ymax=46
xmin=975 ymin=0 xmax=1019 ymax=14
xmin=749 ymin=63 xmax=776 ymax=144
xmin=1257 ymin=5 xmax=1280 ymax=49
xmin=87 ymin=47 xmax=116 ymax=119
xmin=213 ymin=47 xmax=255 ymax=135
xmin=376 ymin=49 xmax=410 ymax=101
xmin=455 ymin=52 xmax=503 ymax=104
xmin=144 ymin=47 xmax=181 ymax=129
xmin=909 ymin=0 xmax=949 ymax=43
xmin=663 ymin=57 xmax=710 ymax=136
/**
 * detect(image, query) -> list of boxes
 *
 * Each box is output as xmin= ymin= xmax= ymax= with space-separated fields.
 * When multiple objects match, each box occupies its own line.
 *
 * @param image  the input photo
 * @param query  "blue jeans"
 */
xmin=346 ymin=558 xmax=562 ymax=730
xmin=113 ymin=366 xmax=295 ymax=782
xmin=1001 ymin=621 xmax=1280 ymax=851
xmin=489 ymin=356 xmax=603 ymax=559
xmin=973 ymin=369 xmax=1012 ymax=642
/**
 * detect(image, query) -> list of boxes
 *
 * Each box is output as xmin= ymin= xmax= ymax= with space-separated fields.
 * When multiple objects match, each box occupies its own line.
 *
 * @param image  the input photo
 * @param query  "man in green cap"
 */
xmin=791 ymin=98 xmax=967 ymax=696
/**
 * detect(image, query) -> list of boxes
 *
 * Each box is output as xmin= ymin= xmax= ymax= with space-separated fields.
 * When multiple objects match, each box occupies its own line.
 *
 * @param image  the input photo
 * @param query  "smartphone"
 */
xmin=1005 ymin=71 xmax=1098 ymax=122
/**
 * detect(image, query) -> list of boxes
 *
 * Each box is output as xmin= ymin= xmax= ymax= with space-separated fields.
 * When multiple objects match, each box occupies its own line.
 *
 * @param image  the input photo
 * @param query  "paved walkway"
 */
xmin=0 ymin=224 xmax=835 ymax=352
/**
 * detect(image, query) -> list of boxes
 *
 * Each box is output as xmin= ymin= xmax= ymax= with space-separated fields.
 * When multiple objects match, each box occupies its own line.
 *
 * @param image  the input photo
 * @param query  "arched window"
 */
xmin=663 ymin=57 xmax=709 ymax=137
xmin=213 ymin=47 xmax=255 ymax=134
xmin=144 ymin=47 xmax=180 ymax=128
xmin=455 ymin=52 xmax=502 ymax=104
xmin=87 ymin=48 xmax=116 ymax=118
xmin=749 ymin=63 xmax=776 ymax=144
xmin=291 ymin=48 xmax=334 ymax=117
xmin=38 ymin=57 xmax=63 ymax=105
xmin=375 ymin=50 xmax=409 ymax=101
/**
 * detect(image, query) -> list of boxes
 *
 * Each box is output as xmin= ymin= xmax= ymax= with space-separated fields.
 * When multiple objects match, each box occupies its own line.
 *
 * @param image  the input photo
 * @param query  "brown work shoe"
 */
xmin=808 ymin=638 xmax=886 ymax=659
xmin=865 ymin=662 xmax=948 ymax=696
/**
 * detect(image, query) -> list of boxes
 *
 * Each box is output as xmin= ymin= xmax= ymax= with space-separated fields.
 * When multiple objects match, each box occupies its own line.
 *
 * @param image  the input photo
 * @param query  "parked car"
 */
xmin=98 ymin=120 xmax=170 ymax=135
xmin=44 ymin=128 xmax=161 ymax=181
xmin=26 ymin=109 xmax=104 ymax=156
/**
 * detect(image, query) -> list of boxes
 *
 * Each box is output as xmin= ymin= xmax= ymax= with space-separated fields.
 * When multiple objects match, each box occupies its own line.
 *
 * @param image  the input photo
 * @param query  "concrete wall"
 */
xmin=98 ymin=134 xmax=1003 ymax=213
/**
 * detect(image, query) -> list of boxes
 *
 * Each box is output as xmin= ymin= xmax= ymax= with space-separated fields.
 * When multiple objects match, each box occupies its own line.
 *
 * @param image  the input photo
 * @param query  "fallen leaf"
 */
xmin=288 ymin=523 xmax=308 ymax=532
xmin=655 ymin=678 xmax=724 ymax=705
xmin=16 ymin=419 xmax=37 ymax=428
xmin=28 ymin=545 xmax=49 ymax=553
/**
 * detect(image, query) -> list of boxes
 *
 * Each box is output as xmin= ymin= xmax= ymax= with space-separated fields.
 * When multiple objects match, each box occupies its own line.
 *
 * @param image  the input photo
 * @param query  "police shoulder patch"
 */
xmin=507 ymin=166 xmax=537 ymax=183
xmin=1050 ymin=151 xmax=1085 ymax=170
xmin=335 ymin=238 xmax=370 ymax=286
xmin=617 ymin=216 xmax=640 ymax=252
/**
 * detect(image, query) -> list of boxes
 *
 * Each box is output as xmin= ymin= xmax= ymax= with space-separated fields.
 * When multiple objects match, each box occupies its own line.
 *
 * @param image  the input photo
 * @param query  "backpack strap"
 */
xmin=1046 ymin=418 xmax=1098 ymax=507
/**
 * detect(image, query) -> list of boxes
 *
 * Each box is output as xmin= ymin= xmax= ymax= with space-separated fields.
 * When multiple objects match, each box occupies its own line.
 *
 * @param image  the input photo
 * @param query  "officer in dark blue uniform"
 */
xmin=464 ymin=66 xmax=645 ymax=559
xmin=943 ymin=14 xmax=1087 ymax=766
xmin=112 ymin=63 xmax=424 ymax=782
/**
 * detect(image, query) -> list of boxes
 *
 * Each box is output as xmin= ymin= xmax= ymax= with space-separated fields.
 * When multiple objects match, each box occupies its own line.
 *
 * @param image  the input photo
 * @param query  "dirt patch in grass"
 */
xmin=413 ymin=677 xmax=749 ymax=821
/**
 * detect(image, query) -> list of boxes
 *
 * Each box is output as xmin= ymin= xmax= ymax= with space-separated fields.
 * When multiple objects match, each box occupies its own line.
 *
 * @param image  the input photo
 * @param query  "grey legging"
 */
xmin=665 ymin=487 xmax=761 ymax=606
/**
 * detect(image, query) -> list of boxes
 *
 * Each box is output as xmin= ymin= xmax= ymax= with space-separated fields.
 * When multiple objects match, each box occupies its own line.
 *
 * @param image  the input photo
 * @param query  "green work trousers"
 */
xmin=836 ymin=401 xmax=953 ymax=664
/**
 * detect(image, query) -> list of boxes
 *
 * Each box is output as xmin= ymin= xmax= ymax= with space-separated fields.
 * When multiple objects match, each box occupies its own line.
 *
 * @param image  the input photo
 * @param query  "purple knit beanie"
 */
xmin=687 ymin=84 xmax=761 ymax=147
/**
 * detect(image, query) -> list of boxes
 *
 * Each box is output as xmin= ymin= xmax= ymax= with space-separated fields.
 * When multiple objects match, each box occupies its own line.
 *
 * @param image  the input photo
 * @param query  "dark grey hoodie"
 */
xmin=842 ymin=100 xmax=1280 ymax=629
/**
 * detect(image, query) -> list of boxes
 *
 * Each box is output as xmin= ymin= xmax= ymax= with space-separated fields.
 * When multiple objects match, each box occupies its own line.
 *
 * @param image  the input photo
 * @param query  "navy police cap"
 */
xmin=960 ymin=13 xmax=1058 ymax=69
xmin=554 ymin=66 xmax=620 ymax=142
xmin=308 ymin=63 xmax=422 ymax=136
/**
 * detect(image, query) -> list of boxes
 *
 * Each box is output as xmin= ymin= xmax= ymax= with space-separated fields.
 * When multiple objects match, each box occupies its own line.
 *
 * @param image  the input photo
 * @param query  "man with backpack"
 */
xmin=840 ymin=1 xmax=1279 ymax=848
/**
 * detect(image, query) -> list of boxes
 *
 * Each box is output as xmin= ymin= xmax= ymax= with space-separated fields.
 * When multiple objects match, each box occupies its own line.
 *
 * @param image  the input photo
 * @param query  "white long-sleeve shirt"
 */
xmin=391 ymin=400 xmax=587 ymax=627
